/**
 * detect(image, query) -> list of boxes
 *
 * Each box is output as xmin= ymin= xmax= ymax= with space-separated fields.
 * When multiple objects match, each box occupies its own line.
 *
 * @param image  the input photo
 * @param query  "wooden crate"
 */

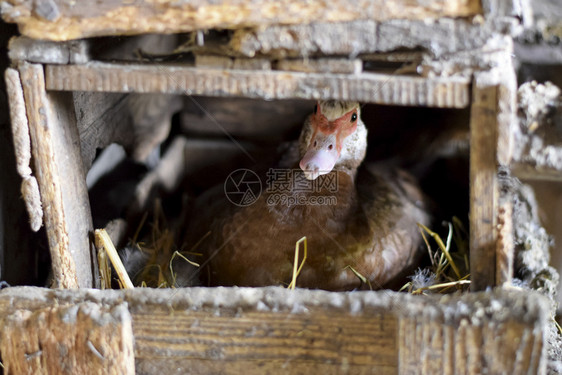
xmin=1 ymin=0 xmax=545 ymax=373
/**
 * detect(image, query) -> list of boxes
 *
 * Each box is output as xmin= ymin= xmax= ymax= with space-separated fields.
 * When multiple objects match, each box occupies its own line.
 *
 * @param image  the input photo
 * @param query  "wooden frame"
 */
xmin=0 ymin=286 xmax=549 ymax=374
xmin=1 ymin=1 xmax=532 ymax=372
xmin=6 ymin=57 xmax=514 ymax=290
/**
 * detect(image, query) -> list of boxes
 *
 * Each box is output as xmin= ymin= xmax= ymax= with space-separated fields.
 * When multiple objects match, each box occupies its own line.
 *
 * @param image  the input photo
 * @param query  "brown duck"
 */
xmin=180 ymin=101 xmax=430 ymax=290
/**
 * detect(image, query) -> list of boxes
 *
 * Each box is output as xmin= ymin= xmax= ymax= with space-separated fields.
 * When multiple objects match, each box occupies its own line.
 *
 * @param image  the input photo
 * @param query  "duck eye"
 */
xmin=313 ymin=105 xmax=318 ymax=114
xmin=351 ymin=113 xmax=357 ymax=122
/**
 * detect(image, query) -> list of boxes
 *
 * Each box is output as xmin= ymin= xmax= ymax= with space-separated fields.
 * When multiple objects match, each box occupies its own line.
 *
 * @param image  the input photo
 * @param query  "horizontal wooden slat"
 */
xmin=45 ymin=63 xmax=471 ymax=108
xmin=511 ymin=162 xmax=562 ymax=182
xmin=1 ymin=0 xmax=482 ymax=42
xmin=0 ymin=286 xmax=550 ymax=374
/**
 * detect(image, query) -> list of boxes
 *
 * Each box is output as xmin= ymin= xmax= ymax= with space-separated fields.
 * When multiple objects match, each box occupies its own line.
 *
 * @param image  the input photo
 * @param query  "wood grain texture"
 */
xmin=227 ymin=18 xmax=495 ymax=59
xmin=45 ymin=63 xmax=471 ymax=108
xmin=8 ymin=36 xmax=89 ymax=64
xmin=4 ymin=67 xmax=43 ymax=232
xmin=496 ymin=200 xmax=513 ymax=286
xmin=469 ymin=76 xmax=499 ymax=291
xmin=18 ymin=62 xmax=94 ymax=288
xmin=275 ymin=58 xmax=362 ymax=74
xmin=1 ymin=0 xmax=482 ymax=41
xmin=0 ymin=286 xmax=549 ymax=375
xmin=0 ymin=302 xmax=135 ymax=375
xmin=511 ymin=162 xmax=562 ymax=182
xmin=73 ymin=92 xmax=182 ymax=170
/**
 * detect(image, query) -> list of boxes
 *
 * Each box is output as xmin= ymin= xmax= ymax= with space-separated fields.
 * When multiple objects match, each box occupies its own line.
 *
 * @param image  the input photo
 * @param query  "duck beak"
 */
xmin=299 ymin=133 xmax=339 ymax=180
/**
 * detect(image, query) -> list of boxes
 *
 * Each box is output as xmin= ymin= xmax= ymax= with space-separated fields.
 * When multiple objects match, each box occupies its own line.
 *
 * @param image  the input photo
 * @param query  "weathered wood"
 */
xmin=73 ymin=92 xmax=130 ymax=170
xmin=195 ymin=55 xmax=271 ymax=70
xmin=8 ymin=36 xmax=89 ymax=64
xmin=18 ymin=62 xmax=94 ymax=288
xmin=180 ymin=96 xmax=313 ymax=142
xmin=511 ymin=81 xmax=562 ymax=182
xmin=45 ymin=63 xmax=471 ymax=108
xmin=511 ymin=163 xmax=562 ymax=182
xmin=0 ymin=301 xmax=135 ymax=375
xmin=468 ymin=52 xmax=517 ymax=290
xmin=0 ymin=286 xmax=549 ymax=374
xmin=275 ymin=58 xmax=362 ymax=74
xmin=397 ymin=290 xmax=547 ymax=375
xmin=469 ymin=76 xmax=499 ymax=291
xmin=1 ymin=0 xmax=482 ymax=42
xmin=496 ymin=200 xmax=513 ymax=286
xmin=227 ymin=18 xmax=500 ymax=59
xmin=5 ymin=68 xmax=43 ymax=232
xmin=73 ymin=92 xmax=182 ymax=170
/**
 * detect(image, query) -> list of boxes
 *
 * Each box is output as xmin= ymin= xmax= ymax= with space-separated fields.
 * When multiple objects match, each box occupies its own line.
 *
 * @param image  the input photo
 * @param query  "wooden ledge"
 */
xmin=45 ymin=62 xmax=471 ymax=108
xmin=0 ymin=286 xmax=549 ymax=374
xmin=1 ymin=0 xmax=482 ymax=42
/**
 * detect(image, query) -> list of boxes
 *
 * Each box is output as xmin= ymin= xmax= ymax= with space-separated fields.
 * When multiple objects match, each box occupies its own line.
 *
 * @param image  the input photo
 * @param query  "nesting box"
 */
xmin=0 ymin=0 xmax=552 ymax=373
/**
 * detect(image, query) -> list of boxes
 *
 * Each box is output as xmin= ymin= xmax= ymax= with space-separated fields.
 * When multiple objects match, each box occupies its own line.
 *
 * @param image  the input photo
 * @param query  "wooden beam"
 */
xmin=469 ymin=76 xmax=499 ymax=291
xmin=45 ymin=63 xmax=471 ymax=108
xmin=511 ymin=162 xmax=562 ymax=182
xmin=18 ymin=62 xmax=95 ymax=288
xmin=1 ymin=0 xmax=482 ymax=42
xmin=0 ymin=286 xmax=549 ymax=374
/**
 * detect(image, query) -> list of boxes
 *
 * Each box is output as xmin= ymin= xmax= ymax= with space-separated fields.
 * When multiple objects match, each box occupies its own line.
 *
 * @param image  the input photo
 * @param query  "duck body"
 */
xmin=181 ymin=101 xmax=430 ymax=290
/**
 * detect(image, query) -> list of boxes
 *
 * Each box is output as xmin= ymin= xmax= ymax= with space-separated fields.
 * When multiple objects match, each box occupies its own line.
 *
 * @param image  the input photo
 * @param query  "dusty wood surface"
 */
xmin=8 ymin=36 xmax=89 ymax=64
xmin=494 ymin=65 xmax=517 ymax=287
xmin=511 ymin=81 xmax=562 ymax=181
xmin=0 ymin=286 xmax=549 ymax=374
xmin=469 ymin=76 xmax=499 ymax=291
xmin=496 ymin=199 xmax=514 ymax=286
xmin=18 ymin=62 xmax=94 ymax=288
xmin=227 ymin=18 xmax=497 ymax=59
xmin=275 ymin=58 xmax=362 ymax=74
xmin=0 ymin=300 xmax=134 ymax=375
xmin=195 ymin=55 xmax=272 ymax=70
xmin=45 ymin=63 xmax=470 ymax=108
xmin=511 ymin=163 xmax=562 ymax=181
xmin=0 ymin=0 xmax=482 ymax=41
xmin=5 ymin=68 xmax=43 ymax=232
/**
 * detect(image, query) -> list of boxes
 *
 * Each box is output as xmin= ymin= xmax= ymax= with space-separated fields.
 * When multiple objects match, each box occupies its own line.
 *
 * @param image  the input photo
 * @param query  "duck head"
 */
xmin=299 ymin=101 xmax=368 ymax=180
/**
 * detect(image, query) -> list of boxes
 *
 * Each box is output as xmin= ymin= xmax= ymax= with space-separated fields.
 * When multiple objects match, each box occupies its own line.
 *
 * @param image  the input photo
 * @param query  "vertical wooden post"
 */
xmin=17 ymin=62 xmax=95 ymax=288
xmin=469 ymin=54 xmax=516 ymax=290
xmin=470 ymin=77 xmax=499 ymax=291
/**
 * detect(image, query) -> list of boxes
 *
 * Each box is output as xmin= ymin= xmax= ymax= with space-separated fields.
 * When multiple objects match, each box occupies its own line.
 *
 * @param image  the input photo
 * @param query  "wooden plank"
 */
xmin=45 ymin=63 xmax=471 ymax=108
xmin=8 ymin=36 xmax=89 ymax=64
xmin=195 ymin=55 xmax=272 ymax=70
xmin=134 ymin=309 xmax=397 ymax=374
xmin=4 ymin=68 xmax=43 ymax=232
xmin=511 ymin=162 xmax=562 ymax=181
xmin=397 ymin=293 xmax=548 ymax=375
xmin=468 ymin=51 xmax=517 ymax=291
xmin=469 ymin=76 xmax=499 ymax=291
xmin=18 ymin=62 xmax=94 ymax=288
xmin=0 ymin=287 xmax=549 ymax=375
xmin=228 ymin=18 xmax=495 ymax=59
xmin=0 ymin=301 xmax=134 ymax=374
xmin=1 ymin=0 xmax=482 ymax=42
xmin=275 ymin=58 xmax=362 ymax=74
